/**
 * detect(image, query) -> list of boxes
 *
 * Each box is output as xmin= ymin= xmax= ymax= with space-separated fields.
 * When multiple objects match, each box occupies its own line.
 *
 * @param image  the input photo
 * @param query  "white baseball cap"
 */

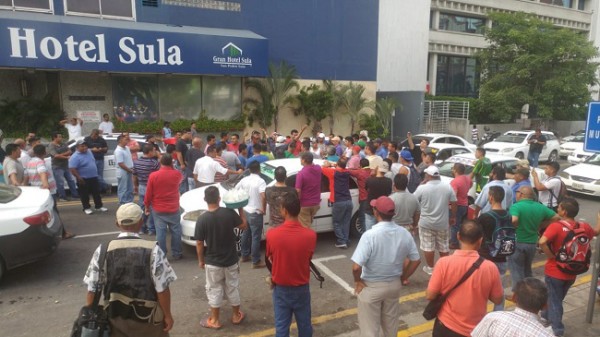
xmin=424 ymin=165 xmax=440 ymax=176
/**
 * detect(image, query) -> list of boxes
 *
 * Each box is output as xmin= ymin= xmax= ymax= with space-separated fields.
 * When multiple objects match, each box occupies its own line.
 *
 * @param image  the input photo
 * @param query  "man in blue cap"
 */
xmin=398 ymin=149 xmax=421 ymax=193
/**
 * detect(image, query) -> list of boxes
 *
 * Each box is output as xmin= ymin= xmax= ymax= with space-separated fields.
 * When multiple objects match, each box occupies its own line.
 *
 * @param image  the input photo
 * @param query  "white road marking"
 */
xmin=74 ymin=231 xmax=121 ymax=239
xmin=312 ymin=254 xmax=354 ymax=295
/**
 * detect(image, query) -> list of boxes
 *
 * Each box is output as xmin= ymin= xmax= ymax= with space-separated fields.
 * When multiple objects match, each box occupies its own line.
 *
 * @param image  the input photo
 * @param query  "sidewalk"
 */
xmin=333 ymin=277 xmax=600 ymax=337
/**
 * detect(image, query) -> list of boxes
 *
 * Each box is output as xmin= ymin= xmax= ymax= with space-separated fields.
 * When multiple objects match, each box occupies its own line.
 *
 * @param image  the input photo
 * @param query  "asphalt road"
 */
xmin=0 ymin=160 xmax=598 ymax=337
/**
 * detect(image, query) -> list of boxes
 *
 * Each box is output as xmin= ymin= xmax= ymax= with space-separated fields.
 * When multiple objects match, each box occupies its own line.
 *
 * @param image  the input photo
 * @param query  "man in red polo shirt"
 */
xmin=349 ymin=158 xmax=371 ymax=234
xmin=144 ymin=153 xmax=184 ymax=260
xmin=266 ymin=192 xmax=317 ymax=337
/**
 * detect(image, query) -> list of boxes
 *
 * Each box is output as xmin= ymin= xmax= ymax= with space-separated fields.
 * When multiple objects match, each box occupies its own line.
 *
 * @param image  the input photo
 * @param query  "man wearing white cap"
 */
xmin=352 ymin=196 xmax=421 ymax=337
xmin=414 ymin=166 xmax=457 ymax=275
xmin=83 ymin=203 xmax=177 ymax=336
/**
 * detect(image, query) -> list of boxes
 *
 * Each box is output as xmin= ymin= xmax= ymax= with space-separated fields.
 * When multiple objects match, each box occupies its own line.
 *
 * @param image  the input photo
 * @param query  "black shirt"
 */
xmin=195 ymin=207 xmax=242 ymax=267
xmin=477 ymin=210 xmax=510 ymax=263
xmin=185 ymin=148 xmax=205 ymax=178
xmin=529 ymin=134 xmax=546 ymax=154
xmin=365 ymin=176 xmax=392 ymax=215
xmin=176 ymin=139 xmax=189 ymax=161
xmin=411 ymin=146 xmax=423 ymax=166
xmin=84 ymin=136 xmax=108 ymax=160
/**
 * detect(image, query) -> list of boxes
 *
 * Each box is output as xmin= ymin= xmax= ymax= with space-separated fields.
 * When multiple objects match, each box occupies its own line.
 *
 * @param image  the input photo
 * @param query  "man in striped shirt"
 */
xmin=133 ymin=144 xmax=160 ymax=234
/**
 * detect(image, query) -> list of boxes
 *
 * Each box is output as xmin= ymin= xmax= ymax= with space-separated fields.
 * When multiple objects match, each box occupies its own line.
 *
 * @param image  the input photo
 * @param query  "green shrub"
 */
xmin=113 ymin=118 xmax=246 ymax=135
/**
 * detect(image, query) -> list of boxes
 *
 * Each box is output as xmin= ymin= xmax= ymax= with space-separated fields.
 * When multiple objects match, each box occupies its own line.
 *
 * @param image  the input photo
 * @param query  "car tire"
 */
xmin=516 ymin=152 xmax=524 ymax=160
xmin=349 ymin=211 xmax=364 ymax=238
xmin=548 ymin=150 xmax=558 ymax=163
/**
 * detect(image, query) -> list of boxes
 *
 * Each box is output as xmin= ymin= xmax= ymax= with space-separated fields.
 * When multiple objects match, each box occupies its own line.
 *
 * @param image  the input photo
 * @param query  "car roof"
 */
xmin=427 ymin=143 xmax=470 ymax=150
xmin=261 ymin=158 xmax=326 ymax=175
xmin=503 ymin=130 xmax=553 ymax=135
xmin=444 ymin=153 xmax=517 ymax=165
xmin=415 ymin=133 xmax=461 ymax=138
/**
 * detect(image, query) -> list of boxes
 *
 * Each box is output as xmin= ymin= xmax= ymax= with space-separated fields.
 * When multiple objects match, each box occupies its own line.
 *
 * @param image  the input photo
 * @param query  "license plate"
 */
xmin=572 ymin=182 xmax=584 ymax=190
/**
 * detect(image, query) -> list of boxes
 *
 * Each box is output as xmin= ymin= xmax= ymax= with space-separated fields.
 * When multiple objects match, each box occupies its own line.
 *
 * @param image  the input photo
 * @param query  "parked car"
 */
xmin=560 ymin=129 xmax=585 ymax=144
xmin=179 ymin=159 xmax=362 ymax=247
xmin=400 ymin=133 xmax=477 ymax=151
xmin=437 ymin=153 xmax=545 ymax=203
xmin=559 ymin=135 xmax=585 ymax=159
xmin=483 ymin=130 xmax=560 ymax=162
xmin=559 ymin=153 xmax=600 ymax=197
xmin=426 ymin=144 xmax=474 ymax=164
xmin=0 ymin=185 xmax=63 ymax=282
xmin=567 ymin=148 xmax=595 ymax=165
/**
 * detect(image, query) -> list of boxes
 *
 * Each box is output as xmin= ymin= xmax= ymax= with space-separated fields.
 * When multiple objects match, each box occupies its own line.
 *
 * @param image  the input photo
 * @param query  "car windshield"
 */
xmin=584 ymin=153 xmax=600 ymax=165
xmin=219 ymin=164 xmax=274 ymax=190
xmin=0 ymin=184 xmax=21 ymax=203
xmin=400 ymin=136 xmax=433 ymax=148
xmin=569 ymin=135 xmax=585 ymax=143
xmin=495 ymin=134 xmax=526 ymax=144
xmin=438 ymin=161 xmax=475 ymax=177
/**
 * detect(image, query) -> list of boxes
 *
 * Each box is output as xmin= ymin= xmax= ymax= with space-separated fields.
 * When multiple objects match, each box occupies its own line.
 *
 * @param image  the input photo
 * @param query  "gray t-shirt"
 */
xmin=3 ymin=157 xmax=24 ymax=185
xmin=389 ymin=191 xmax=421 ymax=226
xmin=47 ymin=142 xmax=70 ymax=169
xmin=414 ymin=180 xmax=457 ymax=230
xmin=221 ymin=150 xmax=241 ymax=170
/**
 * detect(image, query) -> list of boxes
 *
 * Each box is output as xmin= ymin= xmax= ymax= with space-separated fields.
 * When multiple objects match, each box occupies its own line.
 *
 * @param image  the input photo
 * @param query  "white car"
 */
xmin=559 ymin=153 xmax=600 ymax=197
xmin=426 ymin=144 xmax=474 ymax=164
xmin=559 ymin=135 xmax=585 ymax=159
xmin=179 ymin=159 xmax=361 ymax=247
xmin=483 ymin=130 xmax=560 ymax=162
xmin=567 ymin=148 xmax=595 ymax=165
xmin=400 ymin=133 xmax=477 ymax=151
xmin=0 ymin=185 xmax=63 ymax=281
xmin=560 ymin=130 xmax=585 ymax=144
xmin=437 ymin=153 xmax=545 ymax=202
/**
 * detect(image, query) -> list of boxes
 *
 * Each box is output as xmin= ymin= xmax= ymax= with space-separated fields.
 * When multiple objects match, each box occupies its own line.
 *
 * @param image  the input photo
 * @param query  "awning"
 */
xmin=0 ymin=12 xmax=268 ymax=76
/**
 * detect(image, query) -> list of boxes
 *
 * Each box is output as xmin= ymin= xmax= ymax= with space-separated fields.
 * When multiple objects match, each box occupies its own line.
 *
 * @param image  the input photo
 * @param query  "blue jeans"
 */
xmin=137 ymin=184 xmax=155 ymax=233
xmin=242 ymin=212 xmax=263 ymax=264
xmin=187 ymin=177 xmax=195 ymax=191
xmin=542 ymin=275 xmax=575 ymax=336
xmin=493 ymin=261 xmax=508 ymax=311
xmin=508 ymin=242 xmax=537 ymax=291
xmin=178 ymin=171 xmax=188 ymax=194
xmin=95 ymin=159 xmax=107 ymax=190
xmin=332 ymin=200 xmax=353 ymax=245
xmin=53 ymin=167 xmax=79 ymax=198
xmin=117 ymin=172 xmax=134 ymax=204
xmin=273 ymin=284 xmax=312 ymax=337
xmin=359 ymin=200 xmax=368 ymax=233
xmin=364 ymin=213 xmax=376 ymax=232
xmin=152 ymin=210 xmax=183 ymax=258
xmin=450 ymin=205 xmax=468 ymax=247
xmin=527 ymin=151 xmax=541 ymax=168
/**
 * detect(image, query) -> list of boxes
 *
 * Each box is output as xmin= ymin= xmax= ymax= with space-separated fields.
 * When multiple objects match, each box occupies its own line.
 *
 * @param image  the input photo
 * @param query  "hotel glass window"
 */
xmin=439 ymin=13 xmax=485 ymax=35
xmin=0 ymin=0 xmax=52 ymax=12
xmin=436 ymin=55 xmax=479 ymax=97
xmin=540 ymin=0 xmax=573 ymax=8
xmin=64 ymin=0 xmax=134 ymax=20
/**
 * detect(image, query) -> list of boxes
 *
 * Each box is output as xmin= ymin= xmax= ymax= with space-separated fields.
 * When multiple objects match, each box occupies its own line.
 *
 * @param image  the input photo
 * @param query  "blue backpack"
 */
xmin=485 ymin=211 xmax=516 ymax=257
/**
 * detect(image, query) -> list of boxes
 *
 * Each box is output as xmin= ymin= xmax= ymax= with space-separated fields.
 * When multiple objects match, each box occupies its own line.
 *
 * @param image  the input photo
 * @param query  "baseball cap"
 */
xmin=75 ymin=139 xmax=88 ymax=146
xmin=116 ymin=203 xmax=143 ymax=226
xmin=517 ymin=159 xmax=530 ymax=168
xmin=400 ymin=149 xmax=414 ymax=161
xmin=357 ymin=140 xmax=366 ymax=149
xmin=318 ymin=132 xmax=325 ymax=138
xmin=352 ymin=145 xmax=361 ymax=153
xmin=276 ymin=135 xmax=286 ymax=144
xmin=370 ymin=196 xmax=395 ymax=216
xmin=379 ymin=161 xmax=390 ymax=173
xmin=424 ymin=165 xmax=440 ymax=176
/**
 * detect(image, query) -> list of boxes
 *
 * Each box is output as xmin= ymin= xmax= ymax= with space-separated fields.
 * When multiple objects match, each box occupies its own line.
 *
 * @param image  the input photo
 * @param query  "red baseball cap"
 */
xmin=352 ymin=145 xmax=361 ymax=153
xmin=369 ymin=196 xmax=395 ymax=216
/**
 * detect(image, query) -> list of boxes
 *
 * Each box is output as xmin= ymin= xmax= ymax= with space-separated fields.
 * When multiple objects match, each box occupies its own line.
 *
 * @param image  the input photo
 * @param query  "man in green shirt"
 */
xmin=508 ymin=186 xmax=559 ymax=293
xmin=471 ymin=147 xmax=492 ymax=193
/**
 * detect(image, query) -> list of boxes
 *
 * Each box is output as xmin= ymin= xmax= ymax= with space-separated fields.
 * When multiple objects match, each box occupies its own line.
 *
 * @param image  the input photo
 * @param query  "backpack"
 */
xmin=485 ymin=211 xmax=516 ymax=257
xmin=406 ymin=164 xmax=422 ymax=193
xmin=552 ymin=220 xmax=592 ymax=275
xmin=547 ymin=176 xmax=568 ymax=208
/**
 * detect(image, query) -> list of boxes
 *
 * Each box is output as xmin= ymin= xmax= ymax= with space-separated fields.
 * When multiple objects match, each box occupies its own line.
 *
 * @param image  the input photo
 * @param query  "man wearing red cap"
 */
xmin=347 ymin=145 xmax=362 ymax=169
xmin=351 ymin=196 xmax=421 ymax=337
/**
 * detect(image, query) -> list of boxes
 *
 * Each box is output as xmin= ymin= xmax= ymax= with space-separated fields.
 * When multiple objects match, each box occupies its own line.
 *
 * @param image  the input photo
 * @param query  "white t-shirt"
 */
xmin=237 ymin=173 xmax=267 ymax=214
xmin=539 ymin=176 xmax=562 ymax=208
xmin=98 ymin=121 xmax=114 ymax=134
xmin=414 ymin=180 xmax=457 ymax=230
xmin=65 ymin=123 xmax=82 ymax=141
xmin=193 ymin=156 xmax=228 ymax=184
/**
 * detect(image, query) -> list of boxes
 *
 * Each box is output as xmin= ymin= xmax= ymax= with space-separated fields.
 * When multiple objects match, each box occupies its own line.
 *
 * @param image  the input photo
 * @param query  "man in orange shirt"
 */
xmin=426 ymin=220 xmax=503 ymax=337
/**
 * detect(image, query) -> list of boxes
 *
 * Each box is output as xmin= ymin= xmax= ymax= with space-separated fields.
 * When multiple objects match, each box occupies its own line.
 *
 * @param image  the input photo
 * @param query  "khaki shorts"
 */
xmin=419 ymin=228 xmax=449 ymax=253
xmin=298 ymin=205 xmax=320 ymax=228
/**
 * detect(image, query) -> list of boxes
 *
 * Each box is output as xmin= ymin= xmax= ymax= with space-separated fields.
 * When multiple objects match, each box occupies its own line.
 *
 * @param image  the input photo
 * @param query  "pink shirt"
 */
xmin=295 ymin=164 xmax=322 ymax=207
xmin=427 ymin=250 xmax=503 ymax=336
xmin=450 ymin=174 xmax=472 ymax=207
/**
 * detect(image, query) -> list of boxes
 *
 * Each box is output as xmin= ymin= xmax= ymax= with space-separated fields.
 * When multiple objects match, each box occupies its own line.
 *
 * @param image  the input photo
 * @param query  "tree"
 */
xmin=293 ymin=84 xmax=333 ymax=134
xmin=243 ymin=60 xmax=300 ymax=130
xmin=322 ymin=80 xmax=345 ymax=134
xmin=339 ymin=82 xmax=373 ymax=134
xmin=478 ymin=12 xmax=598 ymax=121
xmin=374 ymin=97 xmax=400 ymax=138
xmin=0 ymin=94 xmax=64 ymax=137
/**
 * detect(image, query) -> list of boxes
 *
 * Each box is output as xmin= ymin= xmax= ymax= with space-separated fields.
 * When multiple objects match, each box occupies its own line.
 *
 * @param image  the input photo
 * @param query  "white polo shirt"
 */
xmin=65 ymin=123 xmax=82 ymax=141
xmin=193 ymin=156 xmax=228 ymax=184
xmin=237 ymin=173 xmax=267 ymax=214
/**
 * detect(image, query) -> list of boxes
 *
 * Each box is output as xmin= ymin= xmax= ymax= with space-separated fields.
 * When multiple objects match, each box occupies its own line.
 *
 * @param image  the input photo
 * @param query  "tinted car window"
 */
xmin=0 ymin=184 xmax=21 ymax=203
xmin=503 ymin=160 xmax=519 ymax=174
xmin=447 ymin=137 xmax=464 ymax=145
xmin=453 ymin=148 xmax=471 ymax=156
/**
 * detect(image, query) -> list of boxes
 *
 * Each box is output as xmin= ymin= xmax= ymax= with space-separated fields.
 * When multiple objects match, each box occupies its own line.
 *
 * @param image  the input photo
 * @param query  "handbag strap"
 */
xmin=443 ymin=256 xmax=485 ymax=297
xmin=90 ymin=242 xmax=110 ymax=310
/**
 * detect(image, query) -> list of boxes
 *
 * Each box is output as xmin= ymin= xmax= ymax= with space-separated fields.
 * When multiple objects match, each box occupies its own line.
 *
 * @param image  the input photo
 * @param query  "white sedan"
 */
xmin=559 ymin=135 xmax=585 ymax=159
xmin=567 ymin=148 xmax=595 ymax=165
xmin=400 ymin=133 xmax=477 ymax=151
xmin=0 ymin=185 xmax=63 ymax=282
xmin=426 ymin=144 xmax=474 ymax=164
xmin=179 ymin=159 xmax=361 ymax=247
xmin=483 ymin=130 xmax=560 ymax=162
xmin=559 ymin=153 xmax=600 ymax=197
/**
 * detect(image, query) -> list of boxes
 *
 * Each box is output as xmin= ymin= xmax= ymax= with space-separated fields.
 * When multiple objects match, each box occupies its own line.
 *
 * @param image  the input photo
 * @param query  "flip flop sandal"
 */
xmin=232 ymin=311 xmax=245 ymax=325
xmin=200 ymin=317 xmax=222 ymax=330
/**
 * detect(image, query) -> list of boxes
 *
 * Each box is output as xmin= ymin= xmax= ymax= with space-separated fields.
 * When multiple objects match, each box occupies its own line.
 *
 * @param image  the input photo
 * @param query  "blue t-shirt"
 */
xmin=511 ymin=179 xmax=532 ymax=203
xmin=238 ymin=155 xmax=247 ymax=168
xmin=245 ymin=154 xmax=268 ymax=168
xmin=68 ymin=150 xmax=98 ymax=178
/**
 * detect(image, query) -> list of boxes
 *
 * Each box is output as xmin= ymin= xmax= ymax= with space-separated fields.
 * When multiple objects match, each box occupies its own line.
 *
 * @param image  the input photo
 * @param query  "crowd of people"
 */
xmin=1 ymin=120 xmax=599 ymax=337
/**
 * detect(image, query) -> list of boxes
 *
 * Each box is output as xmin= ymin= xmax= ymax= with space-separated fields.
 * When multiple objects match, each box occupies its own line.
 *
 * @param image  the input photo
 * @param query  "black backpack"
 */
xmin=484 ymin=211 xmax=516 ymax=257
xmin=407 ymin=164 xmax=422 ymax=193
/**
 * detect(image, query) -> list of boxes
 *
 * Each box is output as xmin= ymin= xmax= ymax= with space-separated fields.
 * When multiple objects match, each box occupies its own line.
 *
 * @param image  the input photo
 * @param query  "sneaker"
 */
xmin=84 ymin=209 xmax=93 ymax=215
xmin=252 ymin=261 xmax=266 ymax=269
xmin=171 ymin=255 xmax=183 ymax=261
xmin=422 ymin=266 xmax=434 ymax=275
xmin=335 ymin=243 xmax=348 ymax=249
xmin=240 ymin=256 xmax=251 ymax=263
xmin=95 ymin=207 xmax=108 ymax=212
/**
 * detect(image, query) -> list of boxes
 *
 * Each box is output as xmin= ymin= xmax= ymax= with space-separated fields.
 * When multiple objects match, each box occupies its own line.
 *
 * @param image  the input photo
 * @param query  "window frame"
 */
xmin=438 ymin=12 xmax=486 ymax=35
xmin=63 ymin=0 xmax=136 ymax=21
xmin=0 ymin=0 xmax=53 ymax=13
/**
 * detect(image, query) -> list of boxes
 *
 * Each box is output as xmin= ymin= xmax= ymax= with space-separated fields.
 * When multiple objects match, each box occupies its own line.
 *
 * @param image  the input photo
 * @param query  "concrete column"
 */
xmin=432 ymin=9 xmax=440 ymax=30
xmin=574 ymin=0 xmax=580 ymax=9
xmin=428 ymin=53 xmax=438 ymax=96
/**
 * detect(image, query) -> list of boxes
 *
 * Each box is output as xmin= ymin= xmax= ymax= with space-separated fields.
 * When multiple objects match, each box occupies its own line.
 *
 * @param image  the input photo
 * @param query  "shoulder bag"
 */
xmin=422 ymin=256 xmax=484 ymax=320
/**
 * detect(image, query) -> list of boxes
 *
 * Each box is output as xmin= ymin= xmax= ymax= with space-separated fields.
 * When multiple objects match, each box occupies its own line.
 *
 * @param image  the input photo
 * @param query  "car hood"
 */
xmin=484 ymin=141 xmax=524 ymax=150
xmin=560 ymin=142 xmax=583 ymax=149
xmin=0 ymin=186 xmax=51 ymax=210
xmin=565 ymin=164 xmax=600 ymax=180
xmin=180 ymin=183 xmax=229 ymax=213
